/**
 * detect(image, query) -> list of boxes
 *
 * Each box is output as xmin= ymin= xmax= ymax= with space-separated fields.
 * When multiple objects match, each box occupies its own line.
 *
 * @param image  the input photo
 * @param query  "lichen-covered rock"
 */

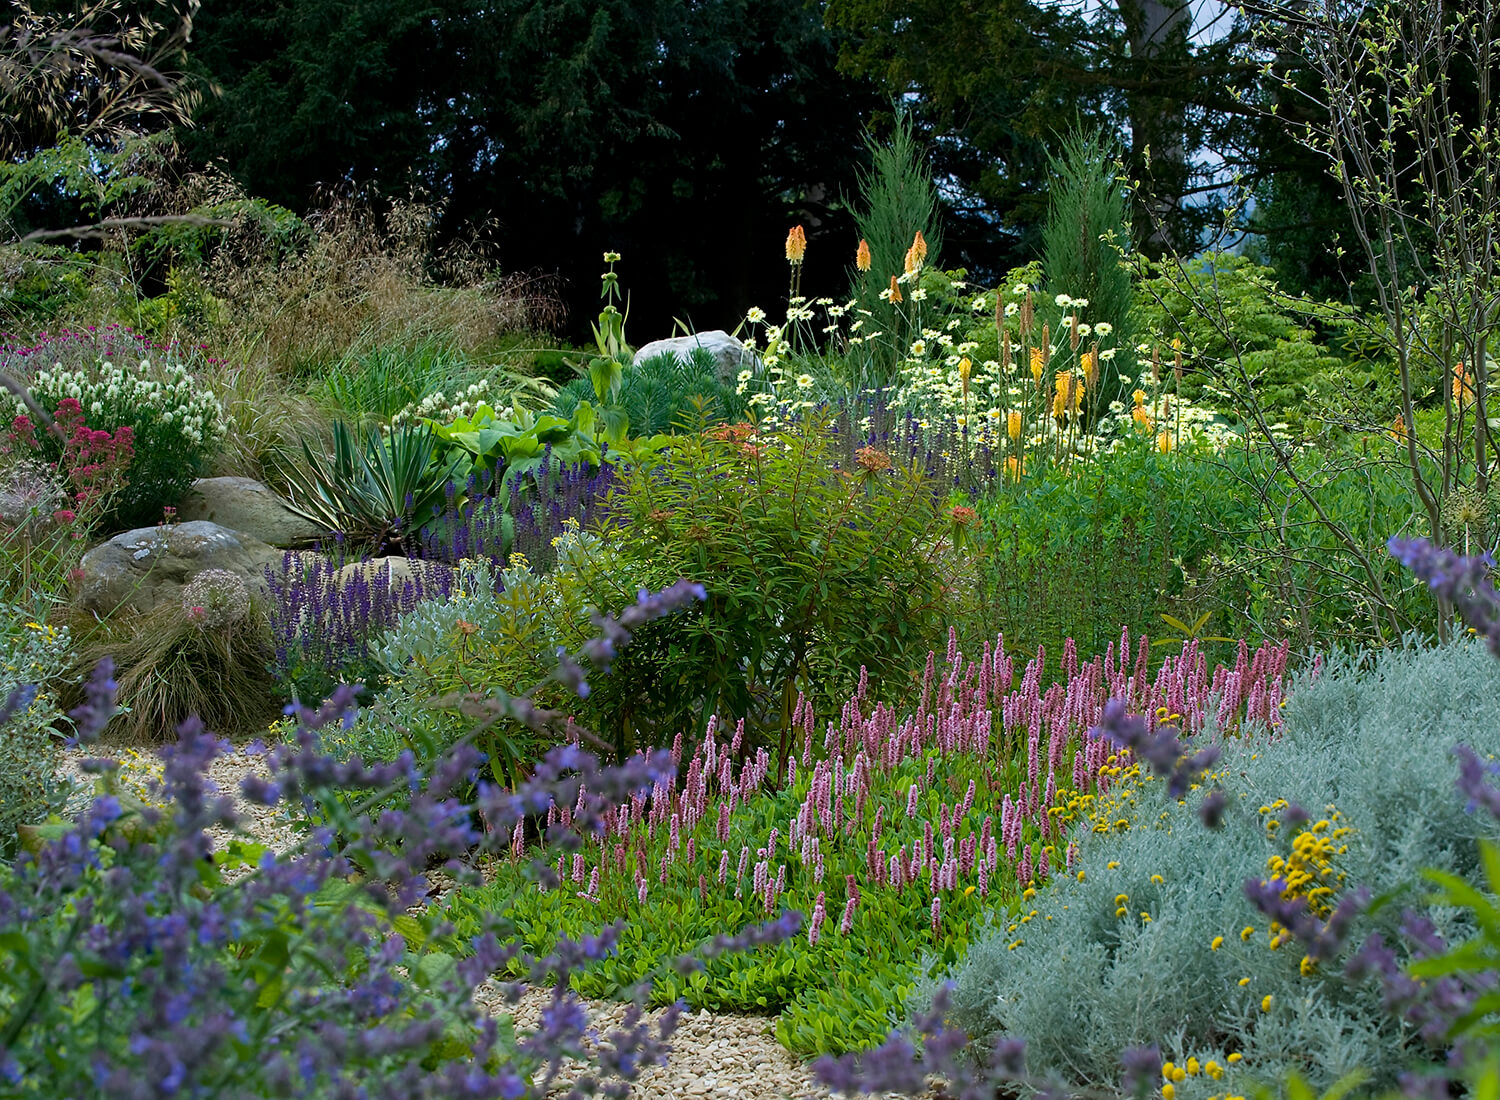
xmin=632 ymin=330 xmax=759 ymax=382
xmin=76 ymin=521 xmax=285 ymax=615
xmin=178 ymin=476 xmax=323 ymax=548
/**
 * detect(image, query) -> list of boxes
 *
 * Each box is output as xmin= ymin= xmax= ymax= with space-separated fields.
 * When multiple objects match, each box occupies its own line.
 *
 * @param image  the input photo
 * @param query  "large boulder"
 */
xmin=76 ymin=521 xmax=287 ymax=615
xmin=331 ymin=556 xmax=453 ymax=597
xmin=632 ymin=330 xmax=758 ymax=383
xmin=177 ymin=476 xmax=323 ymax=548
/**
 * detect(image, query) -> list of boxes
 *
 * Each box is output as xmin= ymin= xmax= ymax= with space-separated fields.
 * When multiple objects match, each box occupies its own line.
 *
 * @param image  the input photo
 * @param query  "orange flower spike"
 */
xmin=912 ymin=229 xmax=928 ymax=265
xmin=1069 ymin=313 xmax=1081 ymax=351
xmin=1007 ymin=409 xmax=1023 ymax=441
xmin=1030 ymin=347 xmax=1045 ymax=385
xmin=904 ymin=245 xmax=919 ymax=276
xmin=888 ymin=275 xmax=903 ymax=304
xmin=1082 ymin=347 xmax=1099 ymax=389
xmin=785 ymin=226 xmax=807 ymax=263
xmin=855 ymin=238 xmax=872 ymax=272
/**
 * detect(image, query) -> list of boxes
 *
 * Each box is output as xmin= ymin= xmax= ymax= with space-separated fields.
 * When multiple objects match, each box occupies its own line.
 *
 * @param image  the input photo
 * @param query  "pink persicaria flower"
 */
xmin=808 ymin=891 xmax=827 ymax=946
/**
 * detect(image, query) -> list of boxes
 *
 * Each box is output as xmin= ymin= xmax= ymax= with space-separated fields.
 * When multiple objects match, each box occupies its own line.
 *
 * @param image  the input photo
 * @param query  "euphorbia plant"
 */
xmin=588 ymin=410 xmax=956 ymax=763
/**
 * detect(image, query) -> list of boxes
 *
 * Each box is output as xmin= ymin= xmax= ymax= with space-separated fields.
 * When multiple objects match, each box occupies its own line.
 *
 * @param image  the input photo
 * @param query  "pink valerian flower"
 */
xmin=808 ymin=891 xmax=827 ymax=945
xmin=3 ymin=414 xmax=40 ymax=455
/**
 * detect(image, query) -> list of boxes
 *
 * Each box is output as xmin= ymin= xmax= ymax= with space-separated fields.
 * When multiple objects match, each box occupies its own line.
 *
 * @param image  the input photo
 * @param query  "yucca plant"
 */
xmin=279 ymin=421 xmax=467 ymax=552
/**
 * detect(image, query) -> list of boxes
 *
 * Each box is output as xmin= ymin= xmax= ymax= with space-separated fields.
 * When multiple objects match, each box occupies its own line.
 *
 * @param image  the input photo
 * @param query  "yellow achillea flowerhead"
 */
xmin=856 ymin=238 xmax=872 ymax=271
xmin=785 ymin=225 xmax=807 ymax=263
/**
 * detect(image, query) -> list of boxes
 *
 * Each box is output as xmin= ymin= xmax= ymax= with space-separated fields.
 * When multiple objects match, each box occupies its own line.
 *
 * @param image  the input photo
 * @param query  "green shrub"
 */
xmin=591 ymin=412 xmax=954 ymax=759
xmin=1041 ymin=126 xmax=1133 ymax=403
xmin=848 ymin=109 xmax=944 ymax=386
xmin=0 ymin=607 xmax=69 ymax=853
xmin=1132 ymin=254 xmax=1391 ymax=435
xmin=972 ymin=436 xmax=1245 ymax=663
xmin=552 ymin=348 xmax=748 ymax=436
xmin=365 ymin=532 xmax=628 ymax=779
xmin=937 ymin=639 xmax=1500 ymax=1097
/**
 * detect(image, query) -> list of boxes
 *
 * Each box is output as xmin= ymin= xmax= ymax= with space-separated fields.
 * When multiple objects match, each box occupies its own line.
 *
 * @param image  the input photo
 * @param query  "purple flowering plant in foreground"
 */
xmin=0 ymin=580 xmax=799 ymax=1098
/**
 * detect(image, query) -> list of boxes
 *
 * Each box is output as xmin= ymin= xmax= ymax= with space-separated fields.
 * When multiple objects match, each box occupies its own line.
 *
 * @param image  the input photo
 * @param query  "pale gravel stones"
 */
xmin=483 ymin=986 xmax=928 ymax=1100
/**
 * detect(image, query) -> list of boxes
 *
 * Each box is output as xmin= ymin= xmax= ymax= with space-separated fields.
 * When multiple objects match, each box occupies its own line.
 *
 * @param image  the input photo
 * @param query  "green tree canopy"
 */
xmin=180 ymin=0 xmax=888 ymax=338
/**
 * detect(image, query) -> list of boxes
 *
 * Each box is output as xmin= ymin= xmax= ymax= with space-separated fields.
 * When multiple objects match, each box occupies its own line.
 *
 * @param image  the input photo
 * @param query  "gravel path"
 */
xmin=59 ymin=742 xmax=934 ymax=1100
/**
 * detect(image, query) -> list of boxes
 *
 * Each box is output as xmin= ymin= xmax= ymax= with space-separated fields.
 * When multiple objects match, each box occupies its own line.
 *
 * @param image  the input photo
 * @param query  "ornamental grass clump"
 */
xmin=446 ymin=628 xmax=1288 ymax=1055
xmin=67 ymin=568 xmax=277 ymax=741
xmin=934 ymin=637 xmax=1500 ymax=1099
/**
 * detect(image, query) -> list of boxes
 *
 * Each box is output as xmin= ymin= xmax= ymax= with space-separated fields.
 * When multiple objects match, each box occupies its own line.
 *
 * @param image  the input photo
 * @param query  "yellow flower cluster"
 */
xmin=1262 ymin=804 xmax=1350 ymax=917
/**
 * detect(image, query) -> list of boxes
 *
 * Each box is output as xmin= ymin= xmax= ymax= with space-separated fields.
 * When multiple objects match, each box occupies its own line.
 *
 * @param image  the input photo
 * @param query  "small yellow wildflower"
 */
xmin=1206 ymin=1061 xmax=1224 ymax=1080
xmin=1211 ymin=936 xmax=1224 ymax=951
xmin=1227 ymin=1053 xmax=1243 ymax=1064
xmin=1261 ymin=995 xmax=1273 ymax=1012
xmin=1240 ymin=926 xmax=1255 ymax=941
xmin=1186 ymin=1059 xmax=1200 ymax=1076
xmin=1162 ymin=1085 xmax=1176 ymax=1100
xmin=1238 ymin=977 xmax=1250 ymax=987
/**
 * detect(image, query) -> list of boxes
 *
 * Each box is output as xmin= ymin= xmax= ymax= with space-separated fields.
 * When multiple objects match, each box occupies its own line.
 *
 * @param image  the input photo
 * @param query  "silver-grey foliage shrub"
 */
xmin=936 ymin=639 xmax=1500 ymax=1096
